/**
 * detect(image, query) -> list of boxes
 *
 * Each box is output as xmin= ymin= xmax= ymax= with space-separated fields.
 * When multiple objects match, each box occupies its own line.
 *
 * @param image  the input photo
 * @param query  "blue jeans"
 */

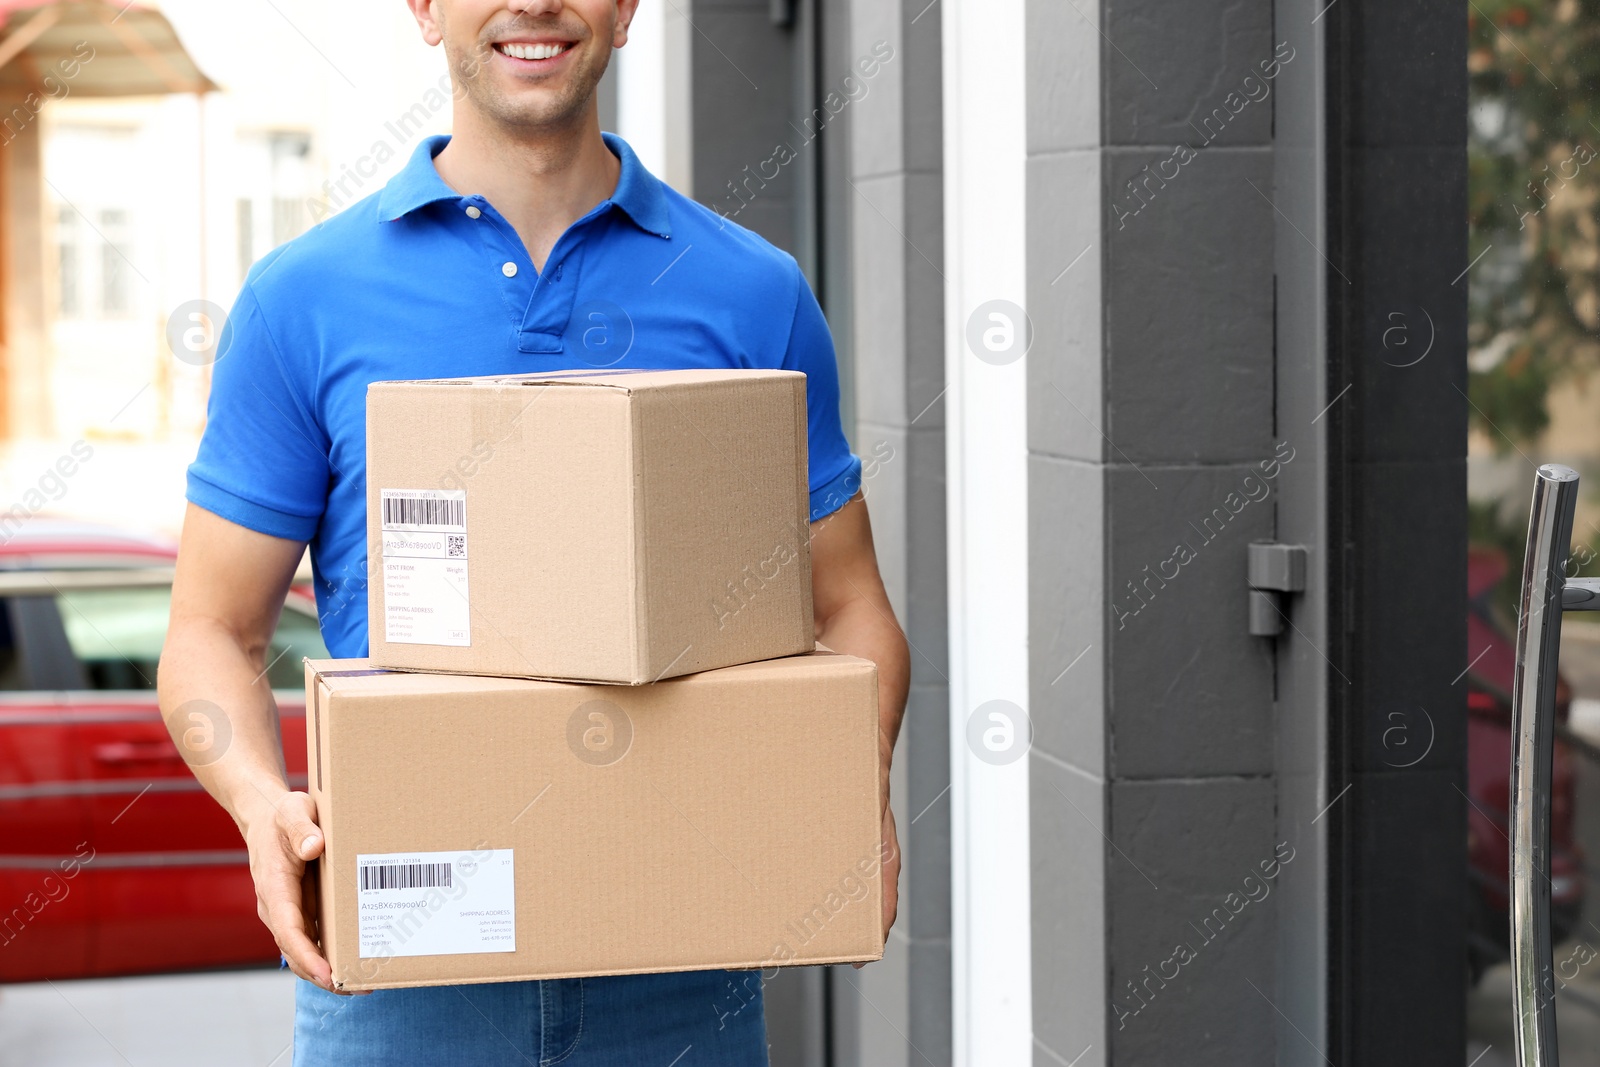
xmin=292 ymin=969 xmax=769 ymax=1066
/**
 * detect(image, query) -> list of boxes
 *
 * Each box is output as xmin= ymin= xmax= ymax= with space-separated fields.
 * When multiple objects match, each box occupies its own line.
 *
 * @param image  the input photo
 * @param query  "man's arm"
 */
xmin=809 ymin=492 xmax=910 ymax=938
xmin=157 ymin=504 xmax=347 ymax=992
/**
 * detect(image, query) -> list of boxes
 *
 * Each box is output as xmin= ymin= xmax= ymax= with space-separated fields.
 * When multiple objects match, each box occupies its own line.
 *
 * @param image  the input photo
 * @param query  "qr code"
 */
xmin=446 ymin=535 xmax=466 ymax=558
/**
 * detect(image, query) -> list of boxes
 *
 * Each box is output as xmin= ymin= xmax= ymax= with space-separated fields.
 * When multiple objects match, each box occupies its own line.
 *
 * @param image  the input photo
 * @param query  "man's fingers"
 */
xmin=265 ymin=881 xmax=349 ymax=992
xmin=267 ymin=895 xmax=333 ymax=988
xmin=276 ymin=791 xmax=324 ymax=861
xmin=252 ymin=792 xmax=342 ymax=991
xmin=858 ymin=809 xmax=902 ymax=969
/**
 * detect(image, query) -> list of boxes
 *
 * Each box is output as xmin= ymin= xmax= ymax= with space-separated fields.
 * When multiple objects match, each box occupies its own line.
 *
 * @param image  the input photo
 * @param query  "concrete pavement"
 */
xmin=0 ymin=967 xmax=294 ymax=1067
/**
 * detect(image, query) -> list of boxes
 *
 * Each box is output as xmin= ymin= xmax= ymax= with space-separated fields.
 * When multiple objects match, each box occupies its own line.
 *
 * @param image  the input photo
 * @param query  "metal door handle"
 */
xmin=1510 ymin=463 xmax=1600 ymax=1066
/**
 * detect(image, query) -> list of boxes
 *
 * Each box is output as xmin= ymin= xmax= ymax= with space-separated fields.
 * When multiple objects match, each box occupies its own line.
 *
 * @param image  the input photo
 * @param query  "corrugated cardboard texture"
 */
xmin=305 ymin=652 xmax=884 ymax=990
xmin=366 ymin=369 xmax=815 ymax=684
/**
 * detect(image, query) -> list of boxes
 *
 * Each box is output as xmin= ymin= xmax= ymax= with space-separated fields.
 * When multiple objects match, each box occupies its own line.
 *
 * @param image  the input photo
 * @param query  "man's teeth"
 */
xmin=500 ymin=42 xmax=569 ymax=61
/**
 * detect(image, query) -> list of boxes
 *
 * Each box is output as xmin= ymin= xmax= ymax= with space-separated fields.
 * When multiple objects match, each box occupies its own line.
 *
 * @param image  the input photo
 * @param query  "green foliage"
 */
xmin=1468 ymin=0 xmax=1600 ymax=448
xmin=1467 ymin=344 xmax=1552 ymax=443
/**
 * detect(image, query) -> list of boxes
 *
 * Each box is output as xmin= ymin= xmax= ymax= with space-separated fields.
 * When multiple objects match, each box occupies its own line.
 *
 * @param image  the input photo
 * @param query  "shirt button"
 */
xmin=465 ymin=205 xmax=482 ymax=219
xmin=501 ymin=262 xmax=518 ymax=278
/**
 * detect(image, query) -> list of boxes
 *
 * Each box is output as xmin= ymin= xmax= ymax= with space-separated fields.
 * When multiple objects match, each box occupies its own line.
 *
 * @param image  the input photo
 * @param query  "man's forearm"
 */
xmin=815 ymin=597 xmax=911 ymax=786
xmin=158 ymin=618 xmax=297 ymax=834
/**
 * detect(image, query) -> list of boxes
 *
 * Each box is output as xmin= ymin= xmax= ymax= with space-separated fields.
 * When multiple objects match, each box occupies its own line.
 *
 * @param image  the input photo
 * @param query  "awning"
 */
xmin=0 ymin=0 xmax=217 ymax=98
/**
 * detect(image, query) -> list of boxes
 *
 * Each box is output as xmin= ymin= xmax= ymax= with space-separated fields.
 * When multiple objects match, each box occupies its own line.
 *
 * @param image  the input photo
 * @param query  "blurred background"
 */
xmin=1468 ymin=3 xmax=1600 ymax=1062
xmin=4 ymin=0 xmax=1596 ymax=1064
xmin=0 ymin=4 xmax=448 ymax=1063
xmin=3 ymin=1 xmax=462 ymax=537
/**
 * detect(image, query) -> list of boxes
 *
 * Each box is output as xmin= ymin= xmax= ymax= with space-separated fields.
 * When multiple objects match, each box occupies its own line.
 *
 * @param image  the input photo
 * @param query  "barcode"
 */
xmin=383 ymin=495 xmax=464 ymax=528
xmin=447 ymin=535 xmax=466 ymax=557
xmin=360 ymin=862 xmax=453 ymax=891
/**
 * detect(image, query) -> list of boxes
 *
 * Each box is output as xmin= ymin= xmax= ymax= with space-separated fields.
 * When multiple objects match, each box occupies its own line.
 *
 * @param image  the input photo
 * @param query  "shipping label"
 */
xmin=356 ymin=848 xmax=516 ymax=959
xmin=380 ymin=488 xmax=470 ymax=646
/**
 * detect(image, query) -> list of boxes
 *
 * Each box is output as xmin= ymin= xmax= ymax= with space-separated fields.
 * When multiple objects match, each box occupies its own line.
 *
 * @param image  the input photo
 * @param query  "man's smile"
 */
xmin=491 ymin=39 xmax=577 ymax=67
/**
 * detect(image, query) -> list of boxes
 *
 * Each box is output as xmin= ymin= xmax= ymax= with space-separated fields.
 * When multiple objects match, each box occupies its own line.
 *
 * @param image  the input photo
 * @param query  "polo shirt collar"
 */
xmin=377 ymin=132 xmax=671 ymax=239
xmin=377 ymin=135 xmax=456 ymax=222
xmin=601 ymin=132 xmax=671 ymax=238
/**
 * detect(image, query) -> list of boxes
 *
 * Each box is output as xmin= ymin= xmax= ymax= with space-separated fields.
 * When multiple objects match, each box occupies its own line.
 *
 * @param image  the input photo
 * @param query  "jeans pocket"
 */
xmin=539 ymin=978 xmax=585 ymax=1066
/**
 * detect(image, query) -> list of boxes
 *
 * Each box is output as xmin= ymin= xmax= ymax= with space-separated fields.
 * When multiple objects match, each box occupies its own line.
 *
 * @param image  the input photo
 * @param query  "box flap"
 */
xmin=368 ymin=368 xmax=806 ymax=395
xmin=305 ymin=648 xmax=872 ymax=698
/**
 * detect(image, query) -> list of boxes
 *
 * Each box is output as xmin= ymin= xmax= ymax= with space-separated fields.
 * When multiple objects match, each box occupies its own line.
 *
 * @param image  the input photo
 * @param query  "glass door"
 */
xmin=1467 ymin=4 xmax=1600 ymax=1062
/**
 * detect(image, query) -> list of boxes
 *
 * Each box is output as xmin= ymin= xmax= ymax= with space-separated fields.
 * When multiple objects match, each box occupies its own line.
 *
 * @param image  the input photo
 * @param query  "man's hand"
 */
xmin=809 ymin=492 xmax=910 ymax=953
xmin=240 ymin=788 xmax=356 ymax=994
xmin=879 ymin=806 xmax=900 ymax=938
xmin=856 ymin=759 xmax=901 ymax=970
xmin=869 ymin=714 xmax=902 ymax=958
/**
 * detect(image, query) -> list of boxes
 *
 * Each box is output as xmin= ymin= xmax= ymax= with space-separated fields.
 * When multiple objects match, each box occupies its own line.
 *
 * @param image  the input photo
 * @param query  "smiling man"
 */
xmin=156 ymin=1 xmax=908 ymax=1064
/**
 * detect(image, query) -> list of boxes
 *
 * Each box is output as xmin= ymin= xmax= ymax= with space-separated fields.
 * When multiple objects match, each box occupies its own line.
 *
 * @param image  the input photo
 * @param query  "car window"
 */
xmin=263 ymin=600 xmax=331 ymax=689
xmin=57 ymin=587 xmax=165 ymax=689
xmin=54 ymin=586 xmax=328 ymax=691
xmin=0 ymin=598 xmax=27 ymax=690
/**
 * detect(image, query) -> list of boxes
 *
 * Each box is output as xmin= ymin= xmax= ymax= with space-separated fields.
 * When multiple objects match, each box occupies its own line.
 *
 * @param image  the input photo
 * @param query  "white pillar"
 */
xmin=943 ymin=0 xmax=1032 ymax=1063
xmin=614 ymin=0 xmax=692 ymax=195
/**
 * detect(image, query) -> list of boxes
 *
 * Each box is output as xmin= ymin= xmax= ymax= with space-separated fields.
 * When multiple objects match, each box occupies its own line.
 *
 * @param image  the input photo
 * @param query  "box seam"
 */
xmin=630 ymin=392 xmax=650 ymax=684
xmin=793 ymin=376 xmax=816 ymax=651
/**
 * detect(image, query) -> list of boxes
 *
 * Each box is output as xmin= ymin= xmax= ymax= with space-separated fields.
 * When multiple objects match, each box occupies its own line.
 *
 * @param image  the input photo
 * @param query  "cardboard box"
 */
xmin=305 ymin=652 xmax=885 ymax=991
xmin=366 ymin=368 xmax=816 ymax=685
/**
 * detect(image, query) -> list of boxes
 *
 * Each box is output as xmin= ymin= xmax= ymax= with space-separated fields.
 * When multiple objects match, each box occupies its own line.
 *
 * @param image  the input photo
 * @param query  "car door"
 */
xmin=1 ymin=569 xmax=324 ymax=980
xmin=0 ymin=593 xmax=94 ymax=981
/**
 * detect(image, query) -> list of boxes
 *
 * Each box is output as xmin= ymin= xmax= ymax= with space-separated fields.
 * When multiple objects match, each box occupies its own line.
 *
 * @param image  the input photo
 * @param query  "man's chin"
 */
xmin=472 ymin=91 xmax=588 ymax=132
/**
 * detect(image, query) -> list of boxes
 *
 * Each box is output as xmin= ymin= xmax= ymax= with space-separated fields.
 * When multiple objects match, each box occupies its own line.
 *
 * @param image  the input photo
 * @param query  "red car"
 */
xmin=1465 ymin=544 xmax=1585 ymax=984
xmin=0 ymin=519 xmax=325 ymax=981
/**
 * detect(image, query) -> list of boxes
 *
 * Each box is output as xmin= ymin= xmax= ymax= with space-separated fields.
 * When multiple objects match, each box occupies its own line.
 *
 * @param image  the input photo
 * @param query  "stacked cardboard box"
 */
xmin=307 ymin=369 xmax=885 ymax=991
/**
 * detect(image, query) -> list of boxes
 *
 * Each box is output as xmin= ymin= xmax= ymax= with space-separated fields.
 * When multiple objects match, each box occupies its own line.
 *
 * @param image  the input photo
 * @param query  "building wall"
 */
xmin=2 ymin=106 xmax=48 ymax=441
xmin=1028 ymin=2 xmax=1282 ymax=1063
xmin=671 ymin=1 xmax=1469 ymax=1062
xmin=831 ymin=0 xmax=948 ymax=1063
xmin=687 ymin=0 xmax=800 ymax=256
xmin=681 ymin=2 xmax=948 ymax=1063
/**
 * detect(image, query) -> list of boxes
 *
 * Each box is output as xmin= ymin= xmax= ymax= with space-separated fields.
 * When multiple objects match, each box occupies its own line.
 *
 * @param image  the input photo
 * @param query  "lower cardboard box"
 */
xmin=304 ymin=650 xmax=885 ymax=991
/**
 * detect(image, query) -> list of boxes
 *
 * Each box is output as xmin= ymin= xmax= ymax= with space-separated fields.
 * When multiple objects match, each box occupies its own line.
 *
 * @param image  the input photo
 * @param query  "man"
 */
xmin=157 ymin=0 xmax=908 ymax=1063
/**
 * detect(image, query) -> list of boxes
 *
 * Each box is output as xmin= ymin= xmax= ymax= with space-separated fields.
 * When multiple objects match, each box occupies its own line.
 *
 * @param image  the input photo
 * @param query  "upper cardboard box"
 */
xmin=366 ymin=369 xmax=815 ymax=684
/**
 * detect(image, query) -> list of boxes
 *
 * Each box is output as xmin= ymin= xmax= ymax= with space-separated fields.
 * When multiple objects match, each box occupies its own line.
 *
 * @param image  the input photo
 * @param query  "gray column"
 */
xmin=688 ymin=0 xmax=800 ymax=256
xmin=830 ymin=0 xmax=949 ymax=1064
xmin=681 ymin=7 xmax=839 ymax=1063
xmin=1028 ymin=3 xmax=1281 ymax=1064
xmin=685 ymin=2 xmax=949 ymax=1062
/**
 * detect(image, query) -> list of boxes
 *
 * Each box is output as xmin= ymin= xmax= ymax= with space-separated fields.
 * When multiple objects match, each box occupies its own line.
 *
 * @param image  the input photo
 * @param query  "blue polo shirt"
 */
xmin=187 ymin=133 xmax=861 ymax=659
